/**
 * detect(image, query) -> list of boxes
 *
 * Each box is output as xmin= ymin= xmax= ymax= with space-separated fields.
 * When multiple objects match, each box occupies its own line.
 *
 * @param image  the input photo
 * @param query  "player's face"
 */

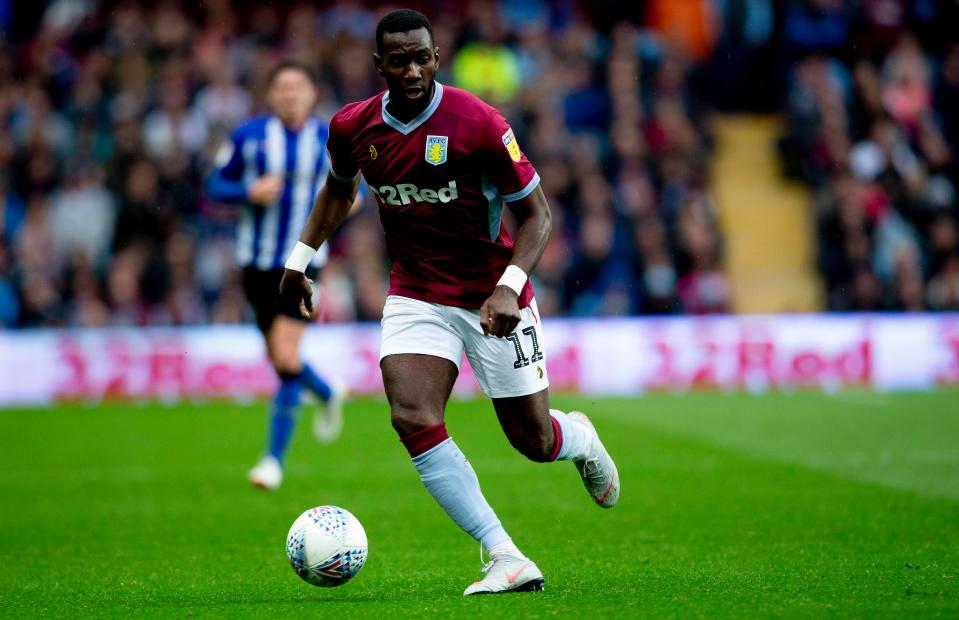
xmin=374 ymin=28 xmax=439 ymax=104
xmin=268 ymin=69 xmax=317 ymax=128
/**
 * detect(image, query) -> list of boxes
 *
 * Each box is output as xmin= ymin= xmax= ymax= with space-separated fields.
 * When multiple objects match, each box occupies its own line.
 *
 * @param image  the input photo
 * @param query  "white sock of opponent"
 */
xmin=548 ymin=409 xmax=592 ymax=461
xmin=403 ymin=423 xmax=516 ymax=554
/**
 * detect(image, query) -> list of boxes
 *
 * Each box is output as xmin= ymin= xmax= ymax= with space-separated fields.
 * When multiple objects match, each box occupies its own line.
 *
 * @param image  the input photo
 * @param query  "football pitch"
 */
xmin=2 ymin=392 xmax=958 ymax=618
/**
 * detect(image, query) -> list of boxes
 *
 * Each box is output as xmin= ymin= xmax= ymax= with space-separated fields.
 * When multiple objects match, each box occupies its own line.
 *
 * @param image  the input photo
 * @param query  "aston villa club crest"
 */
xmin=425 ymin=135 xmax=448 ymax=166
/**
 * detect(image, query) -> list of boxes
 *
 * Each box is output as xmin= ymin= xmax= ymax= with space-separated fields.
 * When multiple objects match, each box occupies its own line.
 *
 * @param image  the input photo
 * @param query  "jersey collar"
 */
xmin=381 ymin=81 xmax=444 ymax=135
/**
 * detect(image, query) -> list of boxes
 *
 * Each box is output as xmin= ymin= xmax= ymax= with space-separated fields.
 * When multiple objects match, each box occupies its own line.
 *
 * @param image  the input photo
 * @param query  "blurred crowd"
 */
xmin=1 ymin=0 xmax=765 ymax=327
xmin=779 ymin=0 xmax=959 ymax=311
xmin=21 ymin=1 xmax=959 ymax=325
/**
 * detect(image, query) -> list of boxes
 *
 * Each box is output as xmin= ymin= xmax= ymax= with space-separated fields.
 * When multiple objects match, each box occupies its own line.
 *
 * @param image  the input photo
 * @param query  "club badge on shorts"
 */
xmin=502 ymin=128 xmax=522 ymax=162
xmin=425 ymin=135 xmax=448 ymax=166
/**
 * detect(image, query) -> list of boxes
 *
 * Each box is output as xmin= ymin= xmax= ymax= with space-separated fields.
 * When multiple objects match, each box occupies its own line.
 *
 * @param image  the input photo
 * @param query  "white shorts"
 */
xmin=379 ymin=295 xmax=550 ymax=399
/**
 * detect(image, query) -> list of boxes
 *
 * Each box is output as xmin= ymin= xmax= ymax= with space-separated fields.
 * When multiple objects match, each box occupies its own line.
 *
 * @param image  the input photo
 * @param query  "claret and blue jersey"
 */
xmin=206 ymin=115 xmax=331 ymax=271
xmin=326 ymin=82 xmax=540 ymax=310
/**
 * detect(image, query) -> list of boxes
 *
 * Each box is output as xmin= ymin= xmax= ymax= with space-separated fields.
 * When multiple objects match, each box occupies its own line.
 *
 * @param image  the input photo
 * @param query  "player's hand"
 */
xmin=279 ymin=269 xmax=314 ymax=319
xmin=479 ymin=286 xmax=521 ymax=338
xmin=248 ymin=175 xmax=283 ymax=206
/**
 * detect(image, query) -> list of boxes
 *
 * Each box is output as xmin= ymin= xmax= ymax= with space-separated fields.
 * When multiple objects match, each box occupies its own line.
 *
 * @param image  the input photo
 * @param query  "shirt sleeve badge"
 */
xmin=502 ymin=128 xmax=522 ymax=162
xmin=425 ymin=135 xmax=449 ymax=166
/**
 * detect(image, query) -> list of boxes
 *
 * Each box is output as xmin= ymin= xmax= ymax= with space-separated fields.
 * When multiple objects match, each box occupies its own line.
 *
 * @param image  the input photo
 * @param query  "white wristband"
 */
xmin=496 ymin=265 xmax=527 ymax=296
xmin=284 ymin=241 xmax=317 ymax=273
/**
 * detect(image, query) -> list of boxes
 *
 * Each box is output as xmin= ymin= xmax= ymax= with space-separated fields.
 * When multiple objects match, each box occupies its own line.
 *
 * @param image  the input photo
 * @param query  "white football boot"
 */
xmin=568 ymin=411 xmax=620 ymax=508
xmin=464 ymin=547 xmax=545 ymax=595
xmin=247 ymin=455 xmax=282 ymax=491
xmin=312 ymin=380 xmax=347 ymax=444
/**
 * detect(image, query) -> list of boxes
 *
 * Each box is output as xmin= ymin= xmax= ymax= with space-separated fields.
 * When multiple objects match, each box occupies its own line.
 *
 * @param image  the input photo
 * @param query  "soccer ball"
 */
xmin=285 ymin=505 xmax=368 ymax=587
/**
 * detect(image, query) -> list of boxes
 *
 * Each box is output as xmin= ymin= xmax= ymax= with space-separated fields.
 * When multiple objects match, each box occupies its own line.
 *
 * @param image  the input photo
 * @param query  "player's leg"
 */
xmin=271 ymin=265 xmax=339 ymax=405
xmin=262 ymin=315 xmax=307 ymax=461
xmin=456 ymin=299 xmax=620 ymax=508
xmin=267 ymin=315 xmax=346 ymax=444
xmin=492 ymin=390 xmax=620 ymax=508
xmin=244 ymin=269 xmax=332 ymax=490
xmin=379 ymin=296 xmax=543 ymax=595
xmin=383 ymin=354 xmax=544 ymax=595
xmin=243 ymin=267 xmax=290 ymax=491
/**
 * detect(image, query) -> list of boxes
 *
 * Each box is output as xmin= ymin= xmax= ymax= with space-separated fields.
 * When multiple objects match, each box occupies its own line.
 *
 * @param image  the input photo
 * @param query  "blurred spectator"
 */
xmin=142 ymin=77 xmax=208 ymax=160
xmin=192 ymin=65 xmax=252 ymax=133
xmin=0 ymin=244 xmax=17 ymax=326
xmin=47 ymin=164 xmax=115 ymax=267
xmin=645 ymin=0 xmax=719 ymax=63
xmin=452 ymin=7 xmax=521 ymax=104
xmin=782 ymin=0 xmax=853 ymax=60
xmin=709 ymin=0 xmax=775 ymax=110
xmin=675 ymin=193 xmax=730 ymax=314
xmin=927 ymin=254 xmax=959 ymax=310
xmin=780 ymin=0 xmax=959 ymax=312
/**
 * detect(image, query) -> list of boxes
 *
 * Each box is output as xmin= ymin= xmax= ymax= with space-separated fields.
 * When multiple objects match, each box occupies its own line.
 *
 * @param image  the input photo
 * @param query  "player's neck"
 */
xmin=386 ymin=82 xmax=435 ymax=123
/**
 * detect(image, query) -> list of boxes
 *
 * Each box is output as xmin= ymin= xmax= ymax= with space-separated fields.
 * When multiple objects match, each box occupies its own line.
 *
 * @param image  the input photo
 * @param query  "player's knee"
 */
xmin=389 ymin=402 xmax=441 ymax=438
xmin=270 ymin=352 xmax=302 ymax=377
xmin=512 ymin=432 xmax=553 ymax=463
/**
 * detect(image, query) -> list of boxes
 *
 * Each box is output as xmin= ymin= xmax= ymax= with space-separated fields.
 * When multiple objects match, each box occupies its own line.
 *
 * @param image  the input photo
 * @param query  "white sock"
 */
xmin=487 ymin=539 xmax=524 ymax=560
xmin=549 ymin=409 xmax=592 ymax=462
xmin=411 ymin=437 xmax=510 ymax=552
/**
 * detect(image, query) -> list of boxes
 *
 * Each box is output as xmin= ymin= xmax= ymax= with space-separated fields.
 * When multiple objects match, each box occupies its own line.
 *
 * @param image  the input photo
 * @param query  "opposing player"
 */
xmin=279 ymin=10 xmax=619 ymax=594
xmin=206 ymin=60 xmax=347 ymax=491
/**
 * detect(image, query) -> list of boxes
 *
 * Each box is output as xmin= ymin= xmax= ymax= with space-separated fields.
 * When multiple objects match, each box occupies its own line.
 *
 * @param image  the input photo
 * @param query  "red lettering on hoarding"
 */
xmin=147 ymin=343 xmax=188 ymax=397
xmin=836 ymin=339 xmax=871 ymax=383
xmin=200 ymin=361 xmax=275 ymax=396
xmin=737 ymin=338 xmax=776 ymax=387
xmin=204 ymin=364 xmax=232 ymax=392
xmin=691 ymin=341 xmax=720 ymax=388
xmin=786 ymin=339 xmax=871 ymax=386
xmin=357 ymin=346 xmax=384 ymax=392
xmin=790 ymin=352 xmax=824 ymax=382
xmin=101 ymin=339 xmax=134 ymax=398
xmin=937 ymin=324 xmax=959 ymax=384
xmin=57 ymin=338 xmax=90 ymax=397
xmin=648 ymin=341 xmax=676 ymax=389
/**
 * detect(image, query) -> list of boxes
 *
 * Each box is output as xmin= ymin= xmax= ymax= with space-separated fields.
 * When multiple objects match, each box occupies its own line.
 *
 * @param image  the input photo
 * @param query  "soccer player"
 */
xmin=279 ymin=10 xmax=620 ymax=594
xmin=206 ymin=60 xmax=347 ymax=492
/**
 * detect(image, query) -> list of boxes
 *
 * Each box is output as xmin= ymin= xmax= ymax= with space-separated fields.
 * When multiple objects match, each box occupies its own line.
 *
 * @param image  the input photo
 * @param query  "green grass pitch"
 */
xmin=1 ymin=391 xmax=958 ymax=618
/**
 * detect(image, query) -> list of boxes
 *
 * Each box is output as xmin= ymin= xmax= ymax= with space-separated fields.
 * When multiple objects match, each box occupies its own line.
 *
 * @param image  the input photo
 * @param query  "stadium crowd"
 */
xmin=0 ymin=0 xmax=731 ymax=327
xmin=778 ymin=0 xmax=959 ymax=311
xmin=9 ymin=2 xmax=957 ymax=325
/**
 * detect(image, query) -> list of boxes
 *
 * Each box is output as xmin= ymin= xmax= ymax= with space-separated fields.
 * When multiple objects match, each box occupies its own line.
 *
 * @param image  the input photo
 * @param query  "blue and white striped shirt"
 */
xmin=206 ymin=114 xmax=330 ymax=271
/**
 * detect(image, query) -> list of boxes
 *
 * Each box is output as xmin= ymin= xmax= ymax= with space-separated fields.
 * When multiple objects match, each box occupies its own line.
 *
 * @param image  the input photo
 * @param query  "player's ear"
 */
xmin=433 ymin=47 xmax=440 ymax=69
xmin=372 ymin=53 xmax=384 ymax=77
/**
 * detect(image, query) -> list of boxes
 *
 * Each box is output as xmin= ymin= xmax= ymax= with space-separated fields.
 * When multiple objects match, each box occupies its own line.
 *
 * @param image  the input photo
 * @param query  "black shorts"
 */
xmin=242 ymin=266 xmax=317 ymax=333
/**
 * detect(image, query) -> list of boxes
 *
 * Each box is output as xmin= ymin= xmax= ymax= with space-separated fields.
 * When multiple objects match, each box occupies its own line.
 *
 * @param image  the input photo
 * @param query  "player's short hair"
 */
xmin=267 ymin=60 xmax=318 ymax=87
xmin=375 ymin=9 xmax=434 ymax=55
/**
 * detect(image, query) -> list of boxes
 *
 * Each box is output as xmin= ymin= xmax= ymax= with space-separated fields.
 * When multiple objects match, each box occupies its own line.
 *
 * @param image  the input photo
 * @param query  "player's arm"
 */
xmin=503 ymin=185 xmax=551 ymax=280
xmin=205 ymin=131 xmax=282 ymax=206
xmin=480 ymin=186 xmax=551 ymax=337
xmin=478 ymin=110 xmax=551 ymax=338
xmin=278 ymin=172 xmax=360 ymax=318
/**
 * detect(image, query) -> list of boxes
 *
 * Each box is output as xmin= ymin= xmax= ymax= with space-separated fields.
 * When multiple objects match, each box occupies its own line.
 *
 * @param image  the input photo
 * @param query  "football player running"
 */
xmin=206 ymin=61 xmax=348 ymax=491
xmin=279 ymin=9 xmax=619 ymax=595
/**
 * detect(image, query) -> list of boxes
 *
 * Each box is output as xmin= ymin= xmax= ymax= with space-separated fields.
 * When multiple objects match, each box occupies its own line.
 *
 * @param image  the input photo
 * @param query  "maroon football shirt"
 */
xmin=326 ymin=83 xmax=539 ymax=309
